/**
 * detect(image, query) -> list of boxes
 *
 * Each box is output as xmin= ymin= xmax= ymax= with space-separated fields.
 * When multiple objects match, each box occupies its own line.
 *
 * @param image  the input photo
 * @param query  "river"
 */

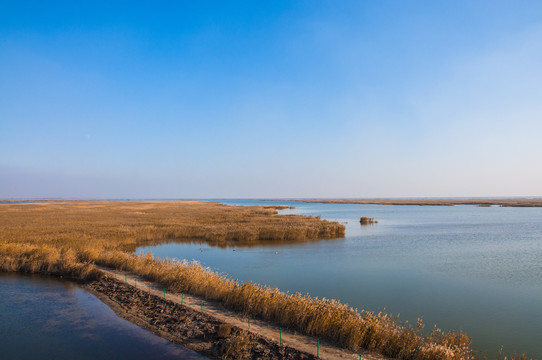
xmin=0 ymin=273 xmax=207 ymax=359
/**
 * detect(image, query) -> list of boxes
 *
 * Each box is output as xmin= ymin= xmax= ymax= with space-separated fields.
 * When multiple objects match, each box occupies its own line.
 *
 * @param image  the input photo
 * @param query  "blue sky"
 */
xmin=1 ymin=1 xmax=541 ymax=198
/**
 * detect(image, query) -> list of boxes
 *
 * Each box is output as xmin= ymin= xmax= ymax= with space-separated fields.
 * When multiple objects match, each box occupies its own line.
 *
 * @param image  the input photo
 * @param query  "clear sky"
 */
xmin=1 ymin=1 xmax=541 ymax=198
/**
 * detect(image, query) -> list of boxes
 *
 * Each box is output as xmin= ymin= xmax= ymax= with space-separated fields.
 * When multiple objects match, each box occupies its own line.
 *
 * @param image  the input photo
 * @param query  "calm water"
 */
xmin=0 ymin=273 xmax=207 ymax=360
xmin=138 ymin=200 xmax=542 ymax=358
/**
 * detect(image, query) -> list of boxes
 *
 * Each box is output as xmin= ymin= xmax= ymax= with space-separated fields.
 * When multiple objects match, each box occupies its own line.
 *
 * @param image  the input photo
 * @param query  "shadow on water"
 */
xmin=127 ymin=235 xmax=346 ymax=252
xmin=0 ymin=272 xmax=207 ymax=360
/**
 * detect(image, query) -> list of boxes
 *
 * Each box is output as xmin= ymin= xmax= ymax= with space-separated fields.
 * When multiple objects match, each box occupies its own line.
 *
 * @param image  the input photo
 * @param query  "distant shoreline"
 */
xmin=2 ymin=197 xmax=542 ymax=207
xmin=249 ymin=198 xmax=542 ymax=207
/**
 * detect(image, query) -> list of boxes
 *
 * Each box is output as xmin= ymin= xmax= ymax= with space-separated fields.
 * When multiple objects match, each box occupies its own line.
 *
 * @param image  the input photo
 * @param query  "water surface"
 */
xmin=0 ymin=273 xmax=206 ymax=360
xmin=138 ymin=200 xmax=542 ymax=358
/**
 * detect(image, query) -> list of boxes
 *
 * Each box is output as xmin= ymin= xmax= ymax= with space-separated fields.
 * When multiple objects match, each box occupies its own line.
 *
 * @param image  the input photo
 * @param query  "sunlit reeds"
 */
xmin=0 ymin=201 xmax=474 ymax=359
xmin=360 ymin=217 xmax=378 ymax=225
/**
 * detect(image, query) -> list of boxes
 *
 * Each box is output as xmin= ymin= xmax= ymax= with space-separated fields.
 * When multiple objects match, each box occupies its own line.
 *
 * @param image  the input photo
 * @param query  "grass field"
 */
xmin=0 ymin=200 xmax=475 ymax=360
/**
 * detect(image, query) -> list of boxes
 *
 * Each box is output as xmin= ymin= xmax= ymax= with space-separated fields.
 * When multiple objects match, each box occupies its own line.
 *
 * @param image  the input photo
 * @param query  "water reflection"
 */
xmin=139 ymin=200 xmax=542 ymax=359
xmin=0 ymin=273 xmax=207 ymax=360
xmin=130 ymin=235 xmax=345 ymax=251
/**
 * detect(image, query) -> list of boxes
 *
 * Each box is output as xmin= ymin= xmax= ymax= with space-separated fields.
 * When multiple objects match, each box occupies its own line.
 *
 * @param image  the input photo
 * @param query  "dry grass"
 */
xmin=360 ymin=217 xmax=378 ymax=225
xmin=0 ymin=200 xmax=477 ymax=360
xmin=220 ymin=332 xmax=256 ymax=359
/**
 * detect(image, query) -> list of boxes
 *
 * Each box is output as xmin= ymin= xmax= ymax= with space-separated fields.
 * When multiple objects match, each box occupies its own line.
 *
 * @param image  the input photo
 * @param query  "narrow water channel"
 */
xmin=0 ymin=273 xmax=207 ymax=360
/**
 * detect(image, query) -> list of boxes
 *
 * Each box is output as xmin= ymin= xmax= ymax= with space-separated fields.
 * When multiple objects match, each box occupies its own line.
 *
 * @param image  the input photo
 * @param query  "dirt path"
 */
xmin=97 ymin=268 xmax=386 ymax=360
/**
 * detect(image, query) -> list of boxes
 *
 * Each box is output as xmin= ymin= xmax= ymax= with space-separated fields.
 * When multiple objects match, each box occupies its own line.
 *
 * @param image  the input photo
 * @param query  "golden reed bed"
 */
xmin=0 ymin=201 xmax=473 ymax=360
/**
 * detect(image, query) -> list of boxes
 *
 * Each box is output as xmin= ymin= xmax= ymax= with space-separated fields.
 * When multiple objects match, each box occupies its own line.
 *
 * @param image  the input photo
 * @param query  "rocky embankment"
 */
xmin=87 ymin=276 xmax=316 ymax=360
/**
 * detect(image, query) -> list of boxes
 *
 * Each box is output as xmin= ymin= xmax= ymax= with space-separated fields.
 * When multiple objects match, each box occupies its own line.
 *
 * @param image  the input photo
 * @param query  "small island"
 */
xmin=360 ymin=216 xmax=378 ymax=225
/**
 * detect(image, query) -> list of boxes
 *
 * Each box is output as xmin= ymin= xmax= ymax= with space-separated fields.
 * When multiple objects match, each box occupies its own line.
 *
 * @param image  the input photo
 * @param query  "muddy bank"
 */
xmin=86 ymin=276 xmax=316 ymax=360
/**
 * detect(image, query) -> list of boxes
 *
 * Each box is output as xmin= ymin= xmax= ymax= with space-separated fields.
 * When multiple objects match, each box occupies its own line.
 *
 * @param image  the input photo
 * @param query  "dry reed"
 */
xmin=0 ymin=201 xmax=476 ymax=360
xmin=360 ymin=217 xmax=378 ymax=225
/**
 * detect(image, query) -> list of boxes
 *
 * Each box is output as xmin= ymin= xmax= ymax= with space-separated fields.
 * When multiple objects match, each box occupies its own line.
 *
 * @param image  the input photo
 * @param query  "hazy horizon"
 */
xmin=2 ymin=1 xmax=541 ymax=198
xmin=3 ymin=196 xmax=542 ymax=201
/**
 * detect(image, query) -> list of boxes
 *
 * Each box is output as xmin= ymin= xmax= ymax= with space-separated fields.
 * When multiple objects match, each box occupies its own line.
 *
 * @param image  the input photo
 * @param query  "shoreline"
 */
xmin=3 ymin=197 xmax=542 ymax=207
xmin=0 ymin=201 xmax=475 ymax=359
xmin=85 ymin=276 xmax=315 ymax=359
xmin=250 ymin=198 xmax=542 ymax=207
xmin=85 ymin=270 xmax=381 ymax=360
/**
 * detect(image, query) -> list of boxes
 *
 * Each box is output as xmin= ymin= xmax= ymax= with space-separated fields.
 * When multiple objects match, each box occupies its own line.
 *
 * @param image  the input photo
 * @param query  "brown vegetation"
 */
xmin=360 ymin=217 xmax=378 ymax=225
xmin=262 ymin=205 xmax=295 ymax=210
xmin=89 ymin=276 xmax=316 ymax=360
xmin=0 ymin=201 xmax=474 ymax=360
